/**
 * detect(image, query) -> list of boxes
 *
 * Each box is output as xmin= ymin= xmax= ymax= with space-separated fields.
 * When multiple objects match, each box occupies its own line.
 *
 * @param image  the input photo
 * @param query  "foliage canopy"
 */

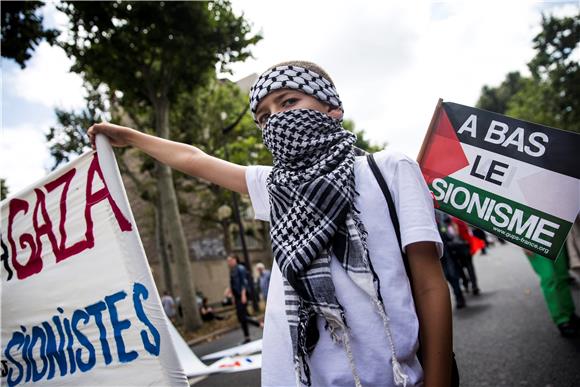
xmin=1 ymin=1 xmax=58 ymax=68
xmin=477 ymin=13 xmax=579 ymax=133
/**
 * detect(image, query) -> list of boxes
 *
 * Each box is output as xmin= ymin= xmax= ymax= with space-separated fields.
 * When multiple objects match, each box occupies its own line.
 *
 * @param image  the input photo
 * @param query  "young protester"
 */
xmin=88 ymin=61 xmax=452 ymax=387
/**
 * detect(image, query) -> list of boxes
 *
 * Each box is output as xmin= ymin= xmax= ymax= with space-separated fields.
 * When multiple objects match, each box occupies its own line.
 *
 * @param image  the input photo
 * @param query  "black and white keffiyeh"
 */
xmin=249 ymin=65 xmax=342 ymax=122
xmin=250 ymin=65 xmax=409 ymax=387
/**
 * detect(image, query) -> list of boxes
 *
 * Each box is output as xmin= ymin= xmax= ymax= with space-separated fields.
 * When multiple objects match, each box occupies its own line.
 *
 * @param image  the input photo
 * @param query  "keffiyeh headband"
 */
xmin=249 ymin=65 xmax=343 ymax=123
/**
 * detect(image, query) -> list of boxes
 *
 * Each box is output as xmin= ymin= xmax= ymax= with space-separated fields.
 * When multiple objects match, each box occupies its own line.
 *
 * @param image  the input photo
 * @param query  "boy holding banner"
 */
xmin=88 ymin=61 xmax=452 ymax=387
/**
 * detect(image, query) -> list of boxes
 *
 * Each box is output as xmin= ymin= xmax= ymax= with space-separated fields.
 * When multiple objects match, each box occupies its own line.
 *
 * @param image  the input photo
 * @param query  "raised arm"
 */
xmin=87 ymin=122 xmax=248 ymax=194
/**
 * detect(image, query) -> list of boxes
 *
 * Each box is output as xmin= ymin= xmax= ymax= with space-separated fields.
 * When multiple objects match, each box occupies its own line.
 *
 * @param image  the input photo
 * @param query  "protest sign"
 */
xmin=418 ymin=100 xmax=580 ymax=260
xmin=1 ymin=136 xmax=188 ymax=386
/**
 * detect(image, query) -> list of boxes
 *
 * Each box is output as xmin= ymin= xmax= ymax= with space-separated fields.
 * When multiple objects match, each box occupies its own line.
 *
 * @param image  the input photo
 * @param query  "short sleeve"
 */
xmin=381 ymin=154 xmax=443 ymax=257
xmin=245 ymin=165 xmax=273 ymax=222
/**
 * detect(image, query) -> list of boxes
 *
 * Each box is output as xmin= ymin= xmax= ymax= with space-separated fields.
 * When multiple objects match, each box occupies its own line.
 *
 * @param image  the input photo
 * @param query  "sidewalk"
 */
xmin=174 ymin=304 xmax=264 ymax=346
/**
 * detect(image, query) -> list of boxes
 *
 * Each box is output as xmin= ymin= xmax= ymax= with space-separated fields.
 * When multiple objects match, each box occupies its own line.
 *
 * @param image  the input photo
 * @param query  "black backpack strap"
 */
xmin=366 ymin=154 xmax=413 ymax=284
xmin=367 ymin=153 xmax=460 ymax=385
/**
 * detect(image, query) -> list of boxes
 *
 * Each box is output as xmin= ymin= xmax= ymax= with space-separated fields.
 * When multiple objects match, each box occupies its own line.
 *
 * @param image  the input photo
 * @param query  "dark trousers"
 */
xmin=458 ymin=254 xmax=479 ymax=292
xmin=234 ymin=298 xmax=260 ymax=338
xmin=442 ymin=254 xmax=465 ymax=305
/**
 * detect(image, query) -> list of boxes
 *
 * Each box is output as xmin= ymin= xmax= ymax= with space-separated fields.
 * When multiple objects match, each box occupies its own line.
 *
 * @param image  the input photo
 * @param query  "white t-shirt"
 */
xmin=246 ymin=149 xmax=443 ymax=387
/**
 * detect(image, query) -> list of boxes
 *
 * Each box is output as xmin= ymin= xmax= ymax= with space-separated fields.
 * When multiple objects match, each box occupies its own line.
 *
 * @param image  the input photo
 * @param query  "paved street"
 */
xmin=454 ymin=243 xmax=580 ymax=387
xmin=191 ymin=325 xmax=263 ymax=387
xmin=191 ymin=243 xmax=580 ymax=386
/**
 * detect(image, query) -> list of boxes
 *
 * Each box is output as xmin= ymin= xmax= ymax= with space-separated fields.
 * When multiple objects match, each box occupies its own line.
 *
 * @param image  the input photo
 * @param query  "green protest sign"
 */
xmin=418 ymin=100 xmax=580 ymax=260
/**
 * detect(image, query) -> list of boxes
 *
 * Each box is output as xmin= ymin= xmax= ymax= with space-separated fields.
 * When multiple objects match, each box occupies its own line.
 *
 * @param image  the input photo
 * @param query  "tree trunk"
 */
xmin=221 ymin=221 xmax=232 ymax=254
xmin=155 ymin=98 xmax=202 ymax=331
xmin=154 ymin=201 xmax=173 ymax=294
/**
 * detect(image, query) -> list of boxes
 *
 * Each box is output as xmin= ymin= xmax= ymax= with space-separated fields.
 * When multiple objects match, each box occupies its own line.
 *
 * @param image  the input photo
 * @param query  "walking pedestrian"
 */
xmin=256 ymin=262 xmax=271 ymax=302
xmin=436 ymin=213 xmax=466 ymax=308
xmin=450 ymin=217 xmax=482 ymax=295
xmin=161 ymin=290 xmax=176 ymax=321
xmin=227 ymin=254 xmax=261 ymax=343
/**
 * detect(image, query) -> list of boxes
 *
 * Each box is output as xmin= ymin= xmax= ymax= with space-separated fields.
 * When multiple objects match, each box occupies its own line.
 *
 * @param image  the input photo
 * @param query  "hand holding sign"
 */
xmin=87 ymin=122 xmax=136 ymax=149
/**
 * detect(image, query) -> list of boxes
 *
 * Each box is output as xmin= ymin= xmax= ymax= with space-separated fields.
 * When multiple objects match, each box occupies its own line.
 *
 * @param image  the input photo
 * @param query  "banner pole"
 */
xmin=416 ymin=98 xmax=443 ymax=164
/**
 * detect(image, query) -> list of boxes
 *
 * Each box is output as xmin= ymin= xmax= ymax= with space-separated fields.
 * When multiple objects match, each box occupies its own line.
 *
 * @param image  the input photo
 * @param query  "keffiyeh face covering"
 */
xmin=250 ymin=65 xmax=409 ymax=387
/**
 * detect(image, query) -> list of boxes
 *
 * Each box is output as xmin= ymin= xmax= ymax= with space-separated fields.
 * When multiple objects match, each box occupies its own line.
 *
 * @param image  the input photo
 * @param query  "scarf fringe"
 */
xmin=392 ymin=357 xmax=409 ymax=387
xmin=295 ymin=301 xmax=410 ymax=387
xmin=372 ymin=298 xmax=410 ymax=387
xmin=295 ymin=311 xmax=361 ymax=387
xmin=295 ymin=356 xmax=312 ymax=387
xmin=324 ymin=316 xmax=363 ymax=387
xmin=341 ymin=329 xmax=362 ymax=387
xmin=296 ymin=301 xmax=314 ymax=386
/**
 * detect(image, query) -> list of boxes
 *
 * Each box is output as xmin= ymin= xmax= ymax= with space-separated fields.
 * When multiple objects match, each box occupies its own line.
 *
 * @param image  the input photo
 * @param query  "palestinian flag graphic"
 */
xmin=418 ymin=101 xmax=580 ymax=260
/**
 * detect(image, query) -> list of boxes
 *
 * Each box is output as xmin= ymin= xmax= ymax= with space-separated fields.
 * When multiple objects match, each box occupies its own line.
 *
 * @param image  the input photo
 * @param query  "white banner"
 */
xmin=1 ymin=136 xmax=187 ymax=386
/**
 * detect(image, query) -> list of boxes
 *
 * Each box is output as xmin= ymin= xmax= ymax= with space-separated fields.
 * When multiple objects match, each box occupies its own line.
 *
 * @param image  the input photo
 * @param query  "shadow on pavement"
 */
xmin=453 ymin=303 xmax=492 ymax=319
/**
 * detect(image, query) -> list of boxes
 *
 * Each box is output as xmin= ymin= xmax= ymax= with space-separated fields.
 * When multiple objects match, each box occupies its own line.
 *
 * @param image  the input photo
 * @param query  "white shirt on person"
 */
xmin=245 ymin=149 xmax=443 ymax=387
xmin=161 ymin=295 xmax=176 ymax=318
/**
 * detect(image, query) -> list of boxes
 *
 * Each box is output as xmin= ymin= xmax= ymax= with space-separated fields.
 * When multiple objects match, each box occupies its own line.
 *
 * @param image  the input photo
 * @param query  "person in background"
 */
xmin=450 ymin=217 xmax=482 ymax=295
xmin=472 ymin=227 xmax=489 ymax=255
xmin=227 ymin=254 xmax=261 ymax=343
xmin=161 ymin=290 xmax=176 ymax=321
xmin=256 ymin=262 xmax=272 ymax=302
xmin=221 ymin=287 xmax=233 ymax=306
xmin=524 ymin=247 xmax=579 ymax=338
xmin=566 ymin=215 xmax=580 ymax=283
xmin=436 ymin=212 xmax=466 ymax=308
xmin=200 ymin=297 xmax=225 ymax=322
xmin=175 ymin=295 xmax=183 ymax=320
